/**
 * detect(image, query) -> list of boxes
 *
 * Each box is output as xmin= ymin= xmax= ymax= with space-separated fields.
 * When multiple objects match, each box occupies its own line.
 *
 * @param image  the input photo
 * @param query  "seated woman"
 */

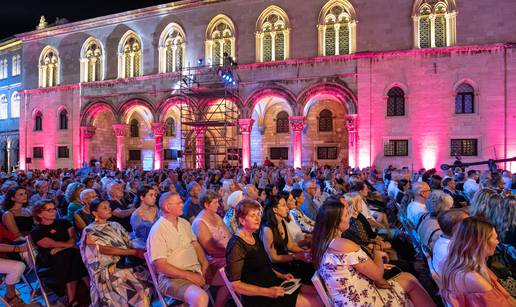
xmin=288 ymin=189 xmax=315 ymax=234
xmin=2 ymin=187 xmax=34 ymax=239
xmin=73 ymin=188 xmax=98 ymax=238
xmin=65 ymin=182 xmax=86 ymax=221
xmin=80 ymin=199 xmax=153 ymax=306
xmin=312 ymin=197 xmax=435 ymax=307
xmin=441 ymin=217 xmax=516 ymax=306
xmin=0 ymin=224 xmax=30 ymax=306
xmin=260 ymin=196 xmax=314 ymax=284
xmin=130 ymin=185 xmax=159 ymax=249
xmin=281 ymin=191 xmax=310 ymax=248
xmin=192 ymin=190 xmax=231 ymax=307
xmin=417 ymin=190 xmax=453 ymax=250
xmin=224 ymin=190 xmax=243 ymax=234
xmin=225 ymin=199 xmax=320 ymax=307
xmin=31 ymin=200 xmax=89 ymax=306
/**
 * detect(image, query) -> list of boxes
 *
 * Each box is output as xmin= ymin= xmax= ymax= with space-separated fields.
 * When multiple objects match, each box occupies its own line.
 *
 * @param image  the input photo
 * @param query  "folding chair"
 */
xmin=311 ymin=271 xmax=333 ymax=307
xmin=25 ymin=238 xmax=51 ymax=306
xmin=144 ymin=252 xmax=171 ymax=307
xmin=218 ymin=267 xmax=243 ymax=307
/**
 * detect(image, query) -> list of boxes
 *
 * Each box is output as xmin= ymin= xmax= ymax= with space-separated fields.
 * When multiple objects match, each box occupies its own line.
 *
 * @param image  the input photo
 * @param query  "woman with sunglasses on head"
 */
xmin=31 ymin=199 xmax=89 ymax=307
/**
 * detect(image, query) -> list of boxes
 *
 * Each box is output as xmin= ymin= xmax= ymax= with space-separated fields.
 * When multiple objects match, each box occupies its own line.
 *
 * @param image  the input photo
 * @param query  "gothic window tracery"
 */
xmin=119 ymin=32 xmax=142 ymax=78
xmin=319 ymin=1 xmax=356 ymax=56
xmin=160 ymin=24 xmax=186 ymax=73
xmin=206 ymin=16 xmax=236 ymax=66
xmin=39 ymin=46 xmax=59 ymax=87
xmin=81 ymin=38 xmax=103 ymax=82
xmin=10 ymin=92 xmax=19 ymax=118
xmin=256 ymin=6 xmax=290 ymax=62
xmin=414 ymin=0 xmax=456 ymax=48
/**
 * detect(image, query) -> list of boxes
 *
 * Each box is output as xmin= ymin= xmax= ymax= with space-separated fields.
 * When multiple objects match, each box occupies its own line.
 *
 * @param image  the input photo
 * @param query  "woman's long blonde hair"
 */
xmin=344 ymin=192 xmax=362 ymax=218
xmin=441 ymin=217 xmax=494 ymax=292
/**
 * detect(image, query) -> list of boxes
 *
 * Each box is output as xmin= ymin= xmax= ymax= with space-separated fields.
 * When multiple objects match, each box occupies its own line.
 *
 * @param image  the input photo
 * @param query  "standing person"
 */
xmin=312 ymin=197 xmax=435 ymax=307
xmin=441 ymin=217 xmax=516 ymax=306
xmin=130 ymin=185 xmax=159 ymax=249
xmin=31 ymin=200 xmax=89 ymax=305
xmin=2 ymin=187 xmax=33 ymax=238
xmin=80 ymin=199 xmax=152 ymax=307
xmin=147 ymin=192 xmax=211 ymax=307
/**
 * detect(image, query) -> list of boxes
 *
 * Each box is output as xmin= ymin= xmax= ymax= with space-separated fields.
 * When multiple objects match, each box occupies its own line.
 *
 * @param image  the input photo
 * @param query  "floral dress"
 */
xmin=319 ymin=248 xmax=412 ymax=307
xmin=80 ymin=221 xmax=154 ymax=307
xmin=290 ymin=208 xmax=315 ymax=233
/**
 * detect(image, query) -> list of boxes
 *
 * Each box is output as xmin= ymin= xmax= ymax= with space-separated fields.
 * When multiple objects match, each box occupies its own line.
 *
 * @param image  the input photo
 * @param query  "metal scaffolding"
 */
xmin=177 ymin=64 xmax=240 ymax=168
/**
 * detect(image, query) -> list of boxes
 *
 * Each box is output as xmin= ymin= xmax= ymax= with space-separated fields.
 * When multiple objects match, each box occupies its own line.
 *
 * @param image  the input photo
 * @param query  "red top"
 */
xmin=441 ymin=271 xmax=514 ymax=307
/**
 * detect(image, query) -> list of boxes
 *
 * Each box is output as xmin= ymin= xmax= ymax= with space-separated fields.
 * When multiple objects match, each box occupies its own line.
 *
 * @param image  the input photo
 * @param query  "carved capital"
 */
xmin=80 ymin=126 xmax=96 ymax=139
xmin=288 ymin=116 xmax=305 ymax=132
xmin=193 ymin=126 xmax=207 ymax=136
xmin=237 ymin=118 xmax=255 ymax=134
xmin=112 ymin=124 xmax=127 ymax=137
xmin=151 ymin=123 xmax=166 ymax=138
xmin=345 ymin=114 xmax=358 ymax=132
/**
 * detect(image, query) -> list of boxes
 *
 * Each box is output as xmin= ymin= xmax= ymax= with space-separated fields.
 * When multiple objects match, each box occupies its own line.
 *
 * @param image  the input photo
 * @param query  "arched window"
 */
xmin=256 ymin=6 xmax=290 ymax=62
xmin=12 ymin=54 xmax=21 ymax=76
xmin=455 ymin=83 xmax=475 ymax=114
xmin=34 ymin=112 xmax=43 ymax=131
xmin=165 ymin=117 xmax=176 ymax=137
xmin=130 ymin=119 xmax=139 ymax=137
xmin=0 ymin=95 xmax=7 ymax=119
xmin=10 ymin=92 xmax=19 ymax=118
xmin=318 ymin=0 xmax=357 ymax=56
xmin=413 ymin=0 xmax=456 ymax=48
xmin=38 ymin=46 xmax=59 ymax=87
xmin=118 ymin=32 xmax=142 ymax=78
xmin=206 ymin=15 xmax=236 ymax=66
xmin=59 ymin=109 xmax=68 ymax=130
xmin=159 ymin=23 xmax=186 ymax=73
xmin=276 ymin=111 xmax=290 ymax=133
xmin=318 ymin=109 xmax=333 ymax=131
xmin=81 ymin=38 xmax=103 ymax=82
xmin=0 ymin=60 xmax=5 ymax=79
xmin=387 ymin=87 xmax=405 ymax=116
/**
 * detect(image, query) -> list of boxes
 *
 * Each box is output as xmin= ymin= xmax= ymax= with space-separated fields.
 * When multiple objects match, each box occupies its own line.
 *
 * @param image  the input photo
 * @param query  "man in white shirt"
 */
xmin=147 ymin=192 xmax=210 ymax=307
xmin=432 ymin=209 xmax=469 ymax=276
xmin=463 ymin=170 xmax=480 ymax=199
xmin=406 ymin=181 xmax=431 ymax=226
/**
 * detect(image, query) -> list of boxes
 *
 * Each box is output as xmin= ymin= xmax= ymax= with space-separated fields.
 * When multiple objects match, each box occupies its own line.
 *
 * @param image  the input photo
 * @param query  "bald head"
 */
xmin=412 ymin=181 xmax=431 ymax=203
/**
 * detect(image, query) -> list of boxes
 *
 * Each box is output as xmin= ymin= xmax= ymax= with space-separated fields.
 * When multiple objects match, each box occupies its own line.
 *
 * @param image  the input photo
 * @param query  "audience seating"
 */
xmin=25 ymin=237 xmax=50 ymax=306
xmin=218 ymin=267 xmax=243 ymax=307
xmin=311 ymin=271 xmax=333 ymax=307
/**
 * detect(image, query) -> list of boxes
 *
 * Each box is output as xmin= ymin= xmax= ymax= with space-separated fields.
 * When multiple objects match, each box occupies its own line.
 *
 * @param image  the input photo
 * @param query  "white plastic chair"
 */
xmin=144 ymin=252 xmax=169 ymax=307
xmin=311 ymin=271 xmax=333 ymax=307
xmin=218 ymin=267 xmax=243 ymax=307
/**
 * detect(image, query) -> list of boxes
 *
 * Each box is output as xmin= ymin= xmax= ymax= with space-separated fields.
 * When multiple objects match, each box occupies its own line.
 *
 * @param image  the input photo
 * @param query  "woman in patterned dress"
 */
xmin=80 ymin=199 xmax=153 ymax=307
xmin=312 ymin=196 xmax=434 ymax=307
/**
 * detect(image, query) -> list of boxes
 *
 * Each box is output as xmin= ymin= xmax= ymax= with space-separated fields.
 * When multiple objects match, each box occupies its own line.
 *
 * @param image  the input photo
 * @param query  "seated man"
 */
xmin=147 ymin=192 xmax=210 ymax=307
xmin=406 ymin=182 xmax=431 ymax=226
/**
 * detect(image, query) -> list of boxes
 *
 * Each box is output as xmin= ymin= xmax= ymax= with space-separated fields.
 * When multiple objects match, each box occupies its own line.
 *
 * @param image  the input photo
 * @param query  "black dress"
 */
xmin=225 ymin=233 xmax=299 ymax=307
xmin=14 ymin=215 xmax=34 ymax=235
xmin=31 ymin=219 xmax=88 ymax=296
xmin=267 ymin=220 xmax=315 ymax=284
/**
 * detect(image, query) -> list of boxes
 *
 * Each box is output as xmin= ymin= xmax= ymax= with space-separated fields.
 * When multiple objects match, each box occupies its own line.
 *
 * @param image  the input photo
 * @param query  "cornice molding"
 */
xmin=16 ymin=0 xmax=225 ymax=42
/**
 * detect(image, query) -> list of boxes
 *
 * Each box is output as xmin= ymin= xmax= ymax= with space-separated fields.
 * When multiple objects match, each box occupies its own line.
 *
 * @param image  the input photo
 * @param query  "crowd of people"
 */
xmin=0 ymin=161 xmax=515 ymax=306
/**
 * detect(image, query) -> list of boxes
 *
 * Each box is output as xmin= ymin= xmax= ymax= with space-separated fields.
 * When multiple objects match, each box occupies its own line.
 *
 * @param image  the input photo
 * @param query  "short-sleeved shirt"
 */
xmin=182 ymin=198 xmax=203 ymax=222
xmin=147 ymin=216 xmax=201 ymax=275
xmin=406 ymin=200 xmax=427 ymax=226
xmin=31 ymin=219 xmax=72 ymax=266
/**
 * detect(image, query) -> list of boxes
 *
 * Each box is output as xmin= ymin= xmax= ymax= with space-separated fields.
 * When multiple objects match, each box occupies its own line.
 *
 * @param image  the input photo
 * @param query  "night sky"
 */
xmin=0 ymin=0 xmax=180 ymax=39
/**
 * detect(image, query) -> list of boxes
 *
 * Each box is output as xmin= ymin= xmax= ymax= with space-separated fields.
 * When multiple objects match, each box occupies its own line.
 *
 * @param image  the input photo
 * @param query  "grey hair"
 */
xmin=302 ymin=179 xmax=314 ymax=192
xmin=79 ymin=188 xmax=96 ymax=202
xmin=425 ymin=190 xmax=453 ymax=217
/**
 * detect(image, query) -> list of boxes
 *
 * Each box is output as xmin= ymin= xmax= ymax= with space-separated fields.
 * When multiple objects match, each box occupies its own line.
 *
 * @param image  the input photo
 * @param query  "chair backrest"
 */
xmin=311 ymin=272 xmax=333 ymax=307
xmin=218 ymin=267 xmax=243 ymax=307
xmin=26 ymin=237 xmax=51 ymax=307
xmin=144 ymin=252 xmax=167 ymax=307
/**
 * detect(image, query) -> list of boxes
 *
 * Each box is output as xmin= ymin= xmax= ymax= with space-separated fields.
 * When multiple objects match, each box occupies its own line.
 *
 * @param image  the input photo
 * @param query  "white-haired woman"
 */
xmin=416 ymin=190 xmax=453 ymax=250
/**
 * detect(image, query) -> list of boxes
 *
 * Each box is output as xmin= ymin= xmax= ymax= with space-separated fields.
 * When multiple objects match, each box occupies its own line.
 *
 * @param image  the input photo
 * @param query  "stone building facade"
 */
xmin=15 ymin=0 xmax=516 ymax=171
xmin=0 ymin=38 xmax=22 ymax=172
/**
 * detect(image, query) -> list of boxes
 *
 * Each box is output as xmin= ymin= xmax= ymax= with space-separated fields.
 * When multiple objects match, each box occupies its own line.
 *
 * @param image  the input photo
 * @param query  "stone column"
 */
xmin=112 ymin=124 xmax=127 ymax=170
xmin=194 ymin=126 xmax=207 ymax=169
xmin=151 ymin=123 xmax=165 ymax=170
xmin=80 ymin=126 xmax=96 ymax=165
xmin=238 ymin=118 xmax=255 ymax=170
xmin=289 ymin=116 xmax=305 ymax=169
xmin=345 ymin=114 xmax=358 ymax=167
